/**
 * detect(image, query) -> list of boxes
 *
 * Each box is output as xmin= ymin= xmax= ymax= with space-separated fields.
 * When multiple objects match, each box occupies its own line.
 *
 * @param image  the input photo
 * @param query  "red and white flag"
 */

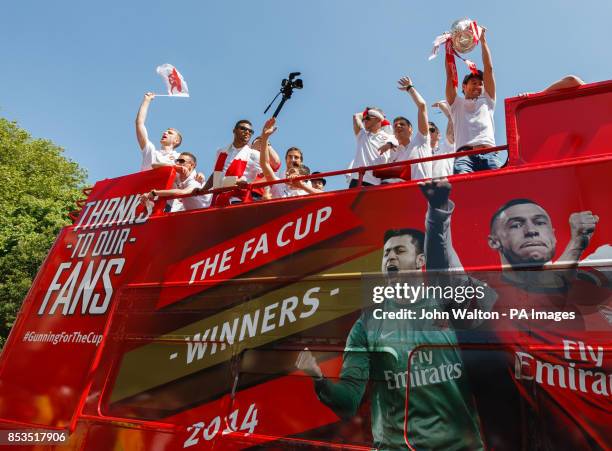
xmin=156 ymin=64 xmax=189 ymax=97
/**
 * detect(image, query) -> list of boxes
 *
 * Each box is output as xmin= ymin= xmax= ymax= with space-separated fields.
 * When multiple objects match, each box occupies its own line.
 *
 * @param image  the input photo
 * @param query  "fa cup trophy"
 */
xmin=429 ymin=18 xmax=483 ymax=86
xmin=450 ymin=18 xmax=481 ymax=54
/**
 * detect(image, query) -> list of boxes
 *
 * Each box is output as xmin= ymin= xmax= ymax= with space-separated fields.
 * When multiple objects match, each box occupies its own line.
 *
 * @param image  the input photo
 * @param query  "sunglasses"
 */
xmin=428 ymin=127 xmax=438 ymax=133
xmin=175 ymin=158 xmax=192 ymax=165
xmin=237 ymin=125 xmax=254 ymax=134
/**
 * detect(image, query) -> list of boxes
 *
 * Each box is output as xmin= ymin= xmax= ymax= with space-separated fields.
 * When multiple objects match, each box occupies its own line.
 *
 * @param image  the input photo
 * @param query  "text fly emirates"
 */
xmin=515 ymin=339 xmax=610 ymax=397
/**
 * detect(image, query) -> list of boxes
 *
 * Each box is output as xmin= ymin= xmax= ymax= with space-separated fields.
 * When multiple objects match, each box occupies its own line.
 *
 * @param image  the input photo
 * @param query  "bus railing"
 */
xmin=193 ymin=143 xmax=509 ymax=197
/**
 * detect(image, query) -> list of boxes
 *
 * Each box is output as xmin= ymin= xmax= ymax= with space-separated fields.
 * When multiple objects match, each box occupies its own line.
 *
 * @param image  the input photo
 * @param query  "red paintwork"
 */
xmin=0 ymin=82 xmax=611 ymax=450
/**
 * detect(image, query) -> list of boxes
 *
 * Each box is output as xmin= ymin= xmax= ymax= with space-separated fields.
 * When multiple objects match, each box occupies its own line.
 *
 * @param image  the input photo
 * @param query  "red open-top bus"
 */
xmin=0 ymin=82 xmax=610 ymax=450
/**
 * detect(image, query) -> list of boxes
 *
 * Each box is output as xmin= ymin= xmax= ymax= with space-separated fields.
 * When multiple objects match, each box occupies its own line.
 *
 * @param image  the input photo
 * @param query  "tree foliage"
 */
xmin=0 ymin=117 xmax=87 ymax=348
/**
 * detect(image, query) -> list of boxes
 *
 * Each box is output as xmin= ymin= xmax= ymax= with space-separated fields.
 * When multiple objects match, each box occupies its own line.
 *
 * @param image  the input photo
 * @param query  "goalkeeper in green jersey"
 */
xmin=296 ymin=179 xmax=492 ymax=450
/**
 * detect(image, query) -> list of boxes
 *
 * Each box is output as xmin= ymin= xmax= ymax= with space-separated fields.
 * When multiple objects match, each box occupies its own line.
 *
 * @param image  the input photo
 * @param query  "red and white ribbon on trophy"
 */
xmin=429 ymin=19 xmax=483 ymax=88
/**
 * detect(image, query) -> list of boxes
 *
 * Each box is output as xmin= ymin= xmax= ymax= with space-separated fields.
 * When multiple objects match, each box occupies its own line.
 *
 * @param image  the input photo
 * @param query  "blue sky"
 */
xmin=1 ymin=1 xmax=611 ymax=191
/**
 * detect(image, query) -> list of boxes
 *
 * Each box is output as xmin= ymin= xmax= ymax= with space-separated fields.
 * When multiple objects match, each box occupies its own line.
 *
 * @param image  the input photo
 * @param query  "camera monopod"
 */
xmin=264 ymin=72 xmax=303 ymax=118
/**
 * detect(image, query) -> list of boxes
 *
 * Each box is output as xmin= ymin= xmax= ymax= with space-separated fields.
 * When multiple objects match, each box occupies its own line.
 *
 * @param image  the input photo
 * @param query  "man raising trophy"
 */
xmin=437 ymin=20 xmax=505 ymax=174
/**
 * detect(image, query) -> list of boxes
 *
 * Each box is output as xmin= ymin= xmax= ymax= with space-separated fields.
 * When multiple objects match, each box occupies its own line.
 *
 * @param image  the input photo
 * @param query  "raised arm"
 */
xmin=544 ymin=75 xmax=585 ymax=91
xmin=421 ymin=179 xmax=498 ymax=323
xmin=268 ymin=147 xmax=281 ymax=171
xmin=253 ymin=136 xmax=281 ymax=171
xmin=445 ymin=55 xmax=458 ymax=106
xmin=556 ymin=211 xmax=599 ymax=268
xmin=258 ymin=118 xmax=278 ymax=181
xmin=353 ymin=112 xmax=364 ymax=136
xmin=135 ymin=92 xmax=155 ymax=150
xmin=518 ymin=75 xmax=585 ymax=97
xmin=480 ymin=29 xmax=495 ymax=100
xmin=433 ymin=101 xmax=454 ymax=145
xmin=420 ymin=179 xmax=463 ymax=272
xmin=398 ymin=76 xmax=429 ymax=136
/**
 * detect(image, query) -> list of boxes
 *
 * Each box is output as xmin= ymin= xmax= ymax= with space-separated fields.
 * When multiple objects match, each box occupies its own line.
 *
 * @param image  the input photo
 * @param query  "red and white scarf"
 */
xmin=213 ymin=144 xmax=249 ymax=187
xmin=212 ymin=144 xmax=253 ymax=206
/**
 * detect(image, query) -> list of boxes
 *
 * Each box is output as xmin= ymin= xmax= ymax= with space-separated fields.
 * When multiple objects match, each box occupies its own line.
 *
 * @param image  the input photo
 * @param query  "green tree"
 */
xmin=0 ymin=117 xmax=87 ymax=348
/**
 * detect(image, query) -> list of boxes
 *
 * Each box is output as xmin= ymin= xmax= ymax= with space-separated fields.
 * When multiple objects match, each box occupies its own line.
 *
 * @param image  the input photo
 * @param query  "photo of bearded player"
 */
xmin=296 ymin=180 xmax=493 ymax=451
xmin=425 ymin=179 xmax=610 ymax=451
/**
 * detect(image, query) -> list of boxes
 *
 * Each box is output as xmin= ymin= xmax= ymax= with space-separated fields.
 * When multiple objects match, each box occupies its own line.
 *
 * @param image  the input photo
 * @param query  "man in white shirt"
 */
xmin=141 ymin=152 xmax=211 ymax=211
xmin=284 ymin=147 xmax=304 ymax=170
xmin=445 ymin=29 xmax=505 ymax=174
xmin=430 ymin=101 xmax=455 ymax=178
xmin=379 ymin=77 xmax=432 ymax=182
xmin=213 ymin=120 xmax=261 ymax=187
xmin=135 ymin=92 xmax=182 ymax=171
xmin=250 ymin=135 xmax=282 ymax=200
xmin=201 ymin=119 xmax=262 ymax=205
xmin=349 ymin=107 xmax=398 ymax=188
xmin=258 ymin=118 xmax=321 ymax=199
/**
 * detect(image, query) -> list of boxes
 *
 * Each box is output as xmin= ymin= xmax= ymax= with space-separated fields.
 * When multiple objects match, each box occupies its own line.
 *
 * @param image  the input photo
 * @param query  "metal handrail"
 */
xmin=163 ymin=144 xmax=510 ymax=202
xmin=68 ymin=144 xmax=509 ymax=219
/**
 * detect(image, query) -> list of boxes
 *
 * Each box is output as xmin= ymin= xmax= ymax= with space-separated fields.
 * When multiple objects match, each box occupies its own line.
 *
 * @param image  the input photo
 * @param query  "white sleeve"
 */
xmin=432 ymin=140 xmax=455 ymax=178
xmin=484 ymin=91 xmax=496 ymax=109
xmin=141 ymin=140 xmax=155 ymax=155
xmin=243 ymin=148 xmax=262 ymax=183
xmin=382 ymin=135 xmax=399 ymax=164
xmin=412 ymin=132 xmax=428 ymax=150
xmin=177 ymin=176 xmax=211 ymax=211
xmin=386 ymin=134 xmax=399 ymax=147
xmin=152 ymin=151 xmax=176 ymax=167
xmin=414 ymin=133 xmax=432 ymax=179
xmin=140 ymin=140 xmax=157 ymax=171
xmin=185 ymin=177 xmax=202 ymax=191
xmin=450 ymin=95 xmax=464 ymax=112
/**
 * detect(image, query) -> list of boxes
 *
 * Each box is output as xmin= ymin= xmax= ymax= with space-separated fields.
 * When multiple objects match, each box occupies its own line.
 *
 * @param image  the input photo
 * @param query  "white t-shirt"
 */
xmin=432 ymin=139 xmax=455 ymax=178
xmin=268 ymin=173 xmax=309 ymax=199
xmin=140 ymin=140 xmax=179 ymax=172
xmin=170 ymin=170 xmax=211 ymax=212
xmin=450 ymin=92 xmax=496 ymax=149
xmin=351 ymin=127 xmax=398 ymax=185
xmin=270 ymin=183 xmax=309 ymax=199
xmin=390 ymin=132 xmax=432 ymax=180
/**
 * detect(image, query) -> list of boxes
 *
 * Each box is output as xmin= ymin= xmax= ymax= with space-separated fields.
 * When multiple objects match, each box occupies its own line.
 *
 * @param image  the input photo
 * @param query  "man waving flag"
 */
xmin=156 ymin=63 xmax=189 ymax=97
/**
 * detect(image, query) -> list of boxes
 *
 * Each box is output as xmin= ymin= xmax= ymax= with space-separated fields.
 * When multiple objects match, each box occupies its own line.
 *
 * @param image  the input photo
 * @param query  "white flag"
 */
xmin=156 ymin=64 xmax=189 ymax=97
